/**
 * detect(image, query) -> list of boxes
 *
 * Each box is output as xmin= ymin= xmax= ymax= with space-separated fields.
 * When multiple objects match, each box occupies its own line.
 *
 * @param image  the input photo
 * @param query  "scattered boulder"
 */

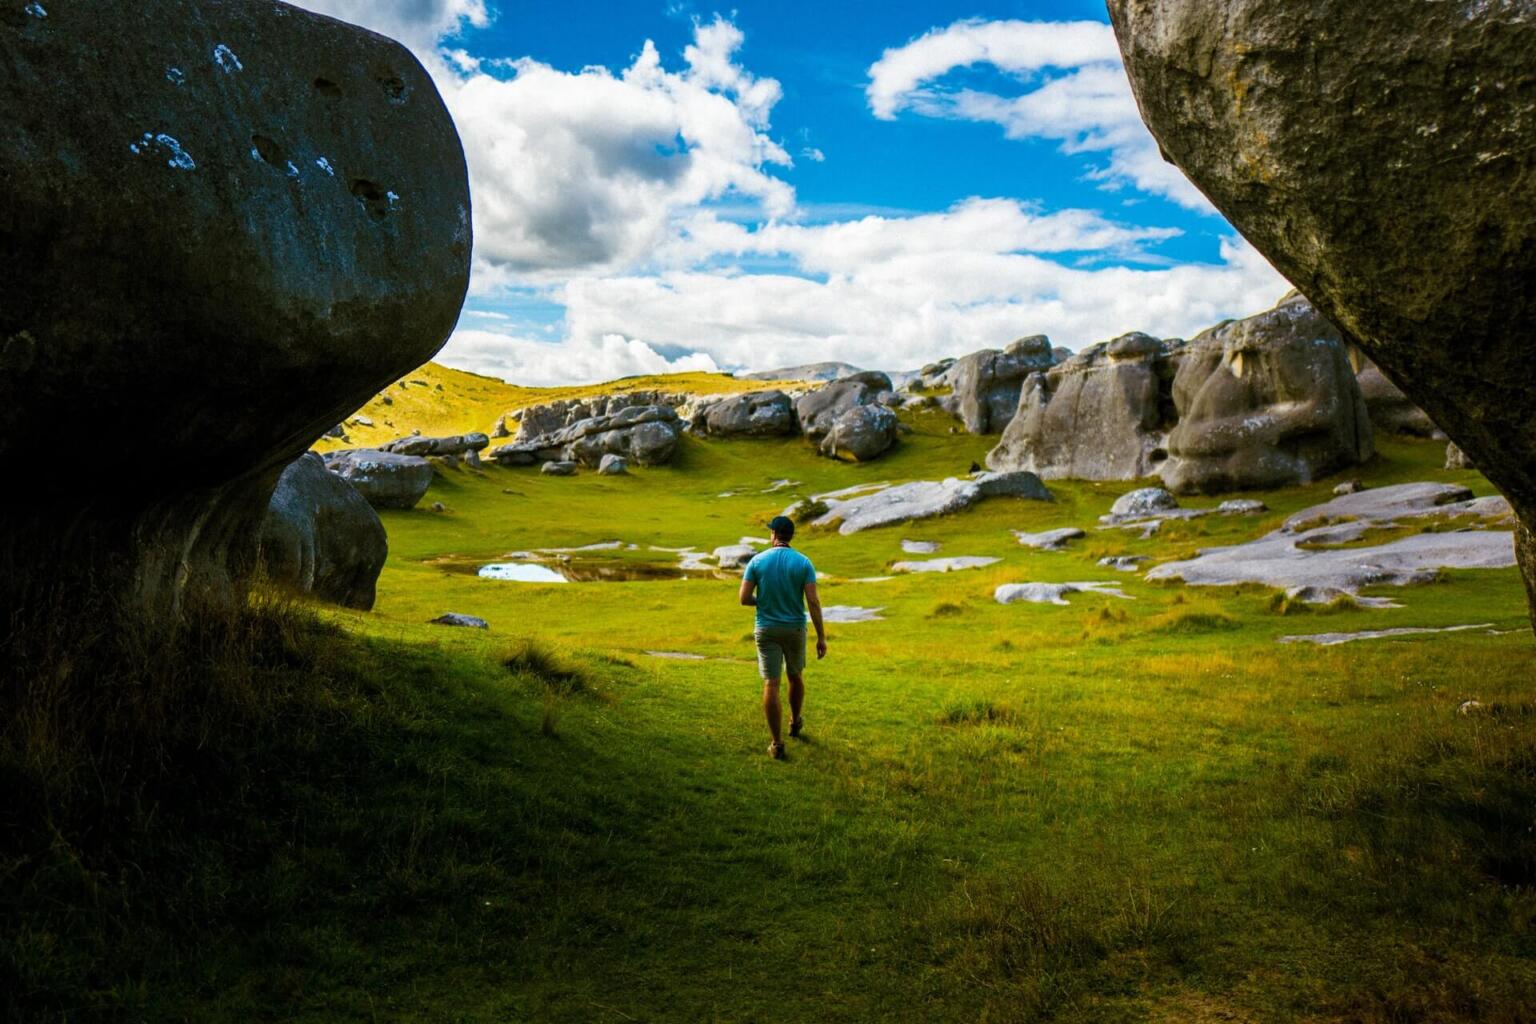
xmin=430 ymin=613 xmax=488 ymax=629
xmin=1013 ymin=527 xmax=1086 ymax=551
xmin=1334 ymin=480 xmax=1365 ymax=497
xmin=910 ymin=357 xmax=957 ymax=391
xmin=0 ymin=0 xmax=470 ymax=620
xmin=1446 ymin=442 xmax=1474 ymax=471
xmin=987 ymin=332 xmax=1179 ymax=480
xmin=380 ymin=432 xmax=489 ymax=457
xmin=794 ymin=471 xmax=1053 ymax=535
xmin=493 ymin=405 xmax=683 ymax=468
xmin=1217 ymin=499 xmax=1268 ymax=516
xmin=1106 ymin=0 xmax=1536 ymax=631
xmin=946 ymin=335 xmax=1056 ymax=434
xmin=712 ymin=544 xmax=757 ymax=569
xmin=259 ymin=453 xmax=387 ymax=610
xmin=323 ymin=450 xmax=435 ymax=510
xmin=541 ymin=460 xmax=578 ymax=476
xmin=1158 ymin=293 xmax=1374 ymax=494
xmin=1111 ymin=487 xmax=1179 ymax=518
xmin=820 ymin=404 xmax=898 ymax=461
xmin=795 ymin=371 xmax=894 ymax=452
xmin=995 ymin=582 xmax=1133 ymax=606
xmin=901 ymin=540 xmax=940 ymax=554
xmin=1356 ymin=359 xmax=1438 ymax=437
xmin=598 ymin=454 xmax=629 ymax=475
xmin=892 ymin=556 xmax=1001 ymax=574
xmin=1099 ymin=556 xmax=1149 ymax=572
xmin=691 ymin=390 xmax=797 ymax=437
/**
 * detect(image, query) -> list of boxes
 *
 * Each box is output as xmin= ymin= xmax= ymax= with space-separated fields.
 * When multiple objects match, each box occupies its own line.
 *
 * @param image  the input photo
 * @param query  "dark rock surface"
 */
xmin=1159 ymin=292 xmax=1373 ymax=494
xmin=796 ymin=372 xmax=898 ymax=460
xmin=510 ymin=392 xmax=685 ymax=444
xmin=323 ymin=450 xmax=435 ymax=510
xmin=946 ymin=336 xmax=1056 ymax=434
xmin=0 ymin=0 xmax=470 ymax=619
xmin=691 ymin=390 xmax=797 ymax=437
xmin=1108 ymin=0 xmax=1536 ymax=629
xmin=494 ymin=405 xmax=682 ymax=468
xmin=986 ymin=332 xmax=1179 ymax=480
xmin=820 ymin=405 xmax=898 ymax=462
xmin=380 ymin=433 xmax=489 ymax=457
xmin=259 ymin=453 xmax=387 ymax=610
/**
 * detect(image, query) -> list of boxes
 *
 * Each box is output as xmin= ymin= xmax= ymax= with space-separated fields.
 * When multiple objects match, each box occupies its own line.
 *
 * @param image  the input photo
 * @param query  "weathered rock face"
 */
xmin=1446 ymin=442 xmax=1474 ymax=472
xmin=795 ymin=372 xmax=898 ymax=460
xmin=820 ymin=405 xmax=898 ymax=462
xmin=493 ymin=405 xmax=683 ymax=468
xmin=946 ymin=336 xmax=1057 ymax=434
xmin=691 ymin=390 xmax=797 ymax=437
xmin=259 ymin=453 xmax=387 ymax=610
xmin=1107 ymin=0 xmax=1536 ymax=629
xmin=0 ymin=1 xmax=470 ymax=619
xmin=380 ymin=433 xmax=489 ymax=457
xmin=1159 ymin=292 xmax=1374 ymax=494
xmin=510 ymin=392 xmax=686 ymax=444
xmin=1356 ymin=360 xmax=1438 ymax=438
xmin=986 ymin=332 xmax=1179 ymax=480
xmin=323 ymin=450 xmax=435 ymax=510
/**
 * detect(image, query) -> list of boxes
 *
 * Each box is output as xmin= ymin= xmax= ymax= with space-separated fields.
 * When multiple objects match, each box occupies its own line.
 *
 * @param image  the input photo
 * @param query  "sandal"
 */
xmin=789 ymin=717 xmax=804 ymax=739
xmin=767 ymin=741 xmax=786 ymax=760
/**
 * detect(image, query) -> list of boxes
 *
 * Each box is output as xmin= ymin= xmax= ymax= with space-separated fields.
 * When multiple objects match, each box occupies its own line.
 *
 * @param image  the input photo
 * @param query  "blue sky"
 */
xmin=295 ymin=1 xmax=1287 ymax=384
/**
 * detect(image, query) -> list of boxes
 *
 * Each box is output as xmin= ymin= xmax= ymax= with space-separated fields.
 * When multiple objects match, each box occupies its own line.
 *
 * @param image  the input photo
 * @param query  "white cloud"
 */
xmin=288 ymin=0 xmax=489 ymax=53
xmin=442 ymin=329 xmax=719 ymax=386
xmin=866 ymin=19 xmax=1210 ymax=211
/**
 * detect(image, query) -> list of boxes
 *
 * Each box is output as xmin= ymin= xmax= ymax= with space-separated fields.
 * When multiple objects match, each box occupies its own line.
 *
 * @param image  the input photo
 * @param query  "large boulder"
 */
xmin=0 ymin=1 xmax=470 ymax=620
xmin=510 ymin=391 xmax=687 ymax=443
xmin=690 ymin=390 xmax=797 ymax=437
xmin=946 ymin=335 xmax=1056 ymax=434
xmin=323 ymin=450 xmax=435 ymax=510
xmin=493 ymin=405 xmax=683 ymax=468
xmin=820 ymin=405 xmax=898 ymax=462
xmin=986 ymin=332 xmax=1179 ymax=480
xmin=1108 ymin=0 xmax=1536 ymax=629
xmin=795 ymin=372 xmax=897 ymax=460
xmin=379 ymin=432 xmax=489 ymax=457
xmin=1159 ymin=292 xmax=1374 ymax=494
xmin=259 ymin=453 xmax=387 ymax=610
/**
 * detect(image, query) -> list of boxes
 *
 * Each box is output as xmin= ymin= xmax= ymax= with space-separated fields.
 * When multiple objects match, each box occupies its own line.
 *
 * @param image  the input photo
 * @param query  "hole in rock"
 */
xmin=349 ymin=178 xmax=390 ymax=220
xmin=375 ymin=68 xmax=408 ymax=103
xmin=313 ymin=76 xmax=343 ymax=97
xmin=250 ymin=134 xmax=286 ymax=168
xmin=1149 ymin=447 xmax=1168 ymax=463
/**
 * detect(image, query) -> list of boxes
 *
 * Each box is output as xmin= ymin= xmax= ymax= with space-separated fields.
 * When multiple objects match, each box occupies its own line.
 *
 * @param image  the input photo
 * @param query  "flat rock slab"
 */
xmin=901 ymin=539 xmax=941 ymax=554
xmin=801 ymin=471 xmax=1052 ymax=534
xmin=1014 ymin=527 xmax=1086 ymax=551
xmin=713 ymin=544 xmax=757 ymax=569
xmin=995 ymin=582 xmax=1134 ymax=606
xmin=1279 ymin=624 xmax=1496 ymax=647
xmin=430 ymin=613 xmax=488 ymax=629
xmin=1149 ymin=482 xmax=1517 ymax=595
xmin=644 ymin=650 xmax=707 ymax=660
xmin=892 ymin=556 xmax=1001 ymax=574
xmin=823 ymin=605 xmax=885 ymax=623
xmin=1099 ymin=555 xmax=1149 ymax=572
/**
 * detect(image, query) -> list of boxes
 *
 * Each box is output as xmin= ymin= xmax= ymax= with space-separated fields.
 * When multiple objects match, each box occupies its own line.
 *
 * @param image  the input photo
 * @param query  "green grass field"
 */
xmin=6 ymin=399 xmax=1535 ymax=1022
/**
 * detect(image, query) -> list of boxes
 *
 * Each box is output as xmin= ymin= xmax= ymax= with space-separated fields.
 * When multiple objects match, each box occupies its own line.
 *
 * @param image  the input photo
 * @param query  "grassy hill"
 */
xmin=313 ymin=362 xmax=800 ymax=452
xmin=6 ymin=384 xmax=1536 ymax=1022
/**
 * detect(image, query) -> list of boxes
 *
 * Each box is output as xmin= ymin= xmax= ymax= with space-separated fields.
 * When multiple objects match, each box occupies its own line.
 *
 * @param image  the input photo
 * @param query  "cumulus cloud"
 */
xmin=866 ymin=19 xmax=1210 ymax=211
xmin=442 ymin=329 xmax=719 ymax=386
xmin=289 ymin=0 xmax=489 ymax=53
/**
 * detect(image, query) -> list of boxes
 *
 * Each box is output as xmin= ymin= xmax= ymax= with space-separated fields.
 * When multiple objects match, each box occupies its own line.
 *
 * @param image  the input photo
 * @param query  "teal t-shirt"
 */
xmin=744 ymin=546 xmax=816 ymax=629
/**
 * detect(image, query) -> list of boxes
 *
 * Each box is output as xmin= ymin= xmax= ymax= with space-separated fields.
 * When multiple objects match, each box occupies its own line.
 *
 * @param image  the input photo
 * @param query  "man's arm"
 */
xmin=804 ymin=581 xmax=827 ymax=659
xmin=739 ymin=577 xmax=758 ymax=607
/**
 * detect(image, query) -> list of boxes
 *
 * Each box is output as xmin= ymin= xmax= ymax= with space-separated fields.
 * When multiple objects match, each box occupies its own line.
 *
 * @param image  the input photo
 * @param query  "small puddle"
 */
xmin=479 ymin=563 xmax=570 ymax=583
xmin=431 ymin=552 xmax=722 ymax=583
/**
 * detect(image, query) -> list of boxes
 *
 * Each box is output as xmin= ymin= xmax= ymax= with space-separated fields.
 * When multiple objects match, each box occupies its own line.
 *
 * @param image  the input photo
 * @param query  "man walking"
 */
xmin=739 ymin=515 xmax=826 ymax=760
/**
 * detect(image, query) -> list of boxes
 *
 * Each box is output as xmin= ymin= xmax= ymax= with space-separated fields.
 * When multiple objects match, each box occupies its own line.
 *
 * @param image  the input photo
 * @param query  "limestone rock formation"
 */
xmin=945 ymin=336 xmax=1057 ymax=434
xmin=323 ymin=450 xmax=435 ymax=510
xmin=1159 ymin=292 xmax=1374 ymax=494
xmin=259 ymin=453 xmax=387 ymax=610
xmin=691 ymin=390 xmax=797 ymax=437
xmin=510 ymin=392 xmax=686 ymax=443
xmin=742 ymin=362 xmax=862 ymax=383
xmin=1107 ymin=0 xmax=1536 ymax=628
xmin=597 ymin=454 xmax=629 ymax=475
xmin=794 ymin=471 xmax=1052 ymax=534
xmin=0 ymin=0 xmax=470 ymax=619
xmin=1446 ymin=442 xmax=1474 ymax=472
xmin=1356 ymin=360 xmax=1438 ymax=438
xmin=986 ymin=332 xmax=1179 ymax=480
xmin=796 ymin=372 xmax=898 ymax=460
xmin=493 ymin=406 xmax=683 ymax=468
xmin=380 ymin=433 xmax=490 ymax=457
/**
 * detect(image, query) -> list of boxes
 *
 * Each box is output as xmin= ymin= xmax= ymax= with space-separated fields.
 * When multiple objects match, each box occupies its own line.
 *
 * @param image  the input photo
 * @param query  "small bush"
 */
xmin=928 ymin=601 xmax=965 ymax=619
xmin=1143 ymin=607 xmax=1239 ymax=635
xmin=503 ymin=640 xmax=587 ymax=695
xmin=787 ymin=498 xmax=829 ymax=523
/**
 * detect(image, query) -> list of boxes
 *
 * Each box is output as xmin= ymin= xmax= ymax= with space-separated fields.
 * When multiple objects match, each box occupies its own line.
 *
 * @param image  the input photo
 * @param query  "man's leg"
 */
xmin=762 ymin=676 xmax=783 ymax=744
xmin=787 ymin=672 xmax=805 ymax=734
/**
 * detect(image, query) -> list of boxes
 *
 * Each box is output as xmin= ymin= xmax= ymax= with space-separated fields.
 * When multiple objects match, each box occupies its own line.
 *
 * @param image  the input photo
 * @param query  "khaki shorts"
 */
xmin=754 ymin=625 xmax=806 ymax=681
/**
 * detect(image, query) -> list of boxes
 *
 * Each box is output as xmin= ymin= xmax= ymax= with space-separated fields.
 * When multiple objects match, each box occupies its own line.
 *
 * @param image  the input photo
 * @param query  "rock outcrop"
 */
xmin=1446 ymin=442 xmax=1474 ymax=472
xmin=259 ymin=453 xmax=387 ymax=610
xmin=793 ymin=471 xmax=1053 ymax=534
xmin=795 ymin=372 xmax=898 ymax=461
xmin=945 ymin=336 xmax=1057 ymax=434
xmin=1107 ymin=0 xmax=1536 ymax=629
xmin=380 ymin=433 xmax=490 ymax=458
xmin=323 ymin=450 xmax=435 ymax=510
xmin=492 ymin=405 xmax=683 ymax=468
xmin=0 ymin=0 xmax=470 ymax=620
xmin=742 ymin=362 xmax=862 ymax=383
xmin=509 ymin=392 xmax=686 ymax=443
xmin=986 ymin=332 xmax=1179 ymax=480
xmin=1355 ymin=359 xmax=1438 ymax=438
xmin=1159 ymin=292 xmax=1374 ymax=494
xmin=691 ymin=390 xmax=797 ymax=437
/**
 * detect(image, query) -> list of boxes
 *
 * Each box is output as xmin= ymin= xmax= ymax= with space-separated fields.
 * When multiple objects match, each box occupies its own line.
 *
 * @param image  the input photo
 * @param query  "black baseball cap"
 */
xmin=768 ymin=515 xmax=795 ymax=540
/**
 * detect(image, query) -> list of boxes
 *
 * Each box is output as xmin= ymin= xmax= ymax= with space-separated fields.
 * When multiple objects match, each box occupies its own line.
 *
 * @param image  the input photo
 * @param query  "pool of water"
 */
xmin=478 ymin=563 xmax=571 ymax=583
xmin=441 ymin=555 xmax=722 ymax=583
